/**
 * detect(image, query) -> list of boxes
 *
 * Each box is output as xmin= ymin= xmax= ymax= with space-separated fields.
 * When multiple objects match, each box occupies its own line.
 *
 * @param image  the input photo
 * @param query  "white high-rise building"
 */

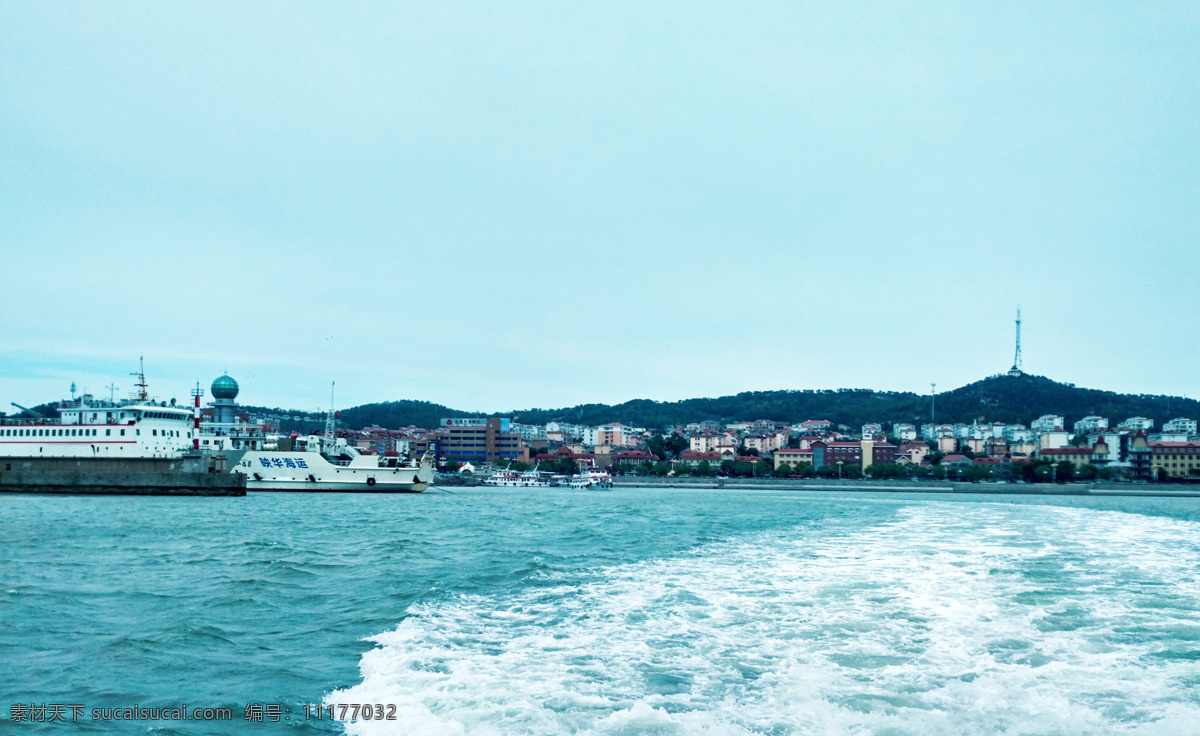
xmin=1031 ymin=415 xmax=1064 ymax=433
xmin=1073 ymin=416 xmax=1109 ymax=436
xmin=1117 ymin=417 xmax=1153 ymax=431
xmin=1163 ymin=418 xmax=1197 ymax=435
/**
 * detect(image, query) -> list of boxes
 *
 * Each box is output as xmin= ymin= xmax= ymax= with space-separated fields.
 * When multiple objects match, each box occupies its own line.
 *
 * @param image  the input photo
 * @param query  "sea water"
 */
xmin=2 ymin=489 xmax=1198 ymax=734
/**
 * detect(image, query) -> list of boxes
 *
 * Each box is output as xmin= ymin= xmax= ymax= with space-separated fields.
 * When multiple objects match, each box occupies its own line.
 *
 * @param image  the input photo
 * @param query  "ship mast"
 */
xmin=130 ymin=356 xmax=149 ymax=402
xmin=323 ymin=381 xmax=336 ymax=448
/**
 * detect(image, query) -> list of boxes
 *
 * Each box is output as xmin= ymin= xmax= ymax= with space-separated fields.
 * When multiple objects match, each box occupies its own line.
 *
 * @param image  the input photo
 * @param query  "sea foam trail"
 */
xmin=330 ymin=504 xmax=1200 ymax=735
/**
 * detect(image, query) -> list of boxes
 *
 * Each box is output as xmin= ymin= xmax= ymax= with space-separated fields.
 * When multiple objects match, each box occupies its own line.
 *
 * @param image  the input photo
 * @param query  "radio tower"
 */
xmin=1008 ymin=308 xmax=1023 ymax=377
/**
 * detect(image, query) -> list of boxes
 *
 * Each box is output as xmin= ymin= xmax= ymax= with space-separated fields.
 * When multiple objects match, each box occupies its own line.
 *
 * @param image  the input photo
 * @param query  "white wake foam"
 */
xmin=330 ymin=504 xmax=1200 ymax=735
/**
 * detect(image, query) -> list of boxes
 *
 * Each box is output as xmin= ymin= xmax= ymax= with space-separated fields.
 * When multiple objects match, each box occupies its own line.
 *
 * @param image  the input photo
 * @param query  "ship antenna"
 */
xmin=106 ymin=383 xmax=119 ymax=404
xmin=324 ymin=381 xmax=336 ymax=447
xmin=130 ymin=356 xmax=149 ymax=402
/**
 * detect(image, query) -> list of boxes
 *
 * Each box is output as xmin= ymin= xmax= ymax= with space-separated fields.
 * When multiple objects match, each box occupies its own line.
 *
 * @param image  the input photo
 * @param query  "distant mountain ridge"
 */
xmin=316 ymin=374 xmax=1200 ymax=433
xmin=14 ymin=374 xmax=1197 ymax=434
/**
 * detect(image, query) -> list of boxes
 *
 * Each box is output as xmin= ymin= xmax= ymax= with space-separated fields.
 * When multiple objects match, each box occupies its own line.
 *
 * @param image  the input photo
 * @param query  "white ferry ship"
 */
xmin=226 ymin=440 xmax=435 ymax=493
xmin=201 ymin=377 xmax=434 ymax=493
xmin=0 ymin=362 xmax=196 ymax=459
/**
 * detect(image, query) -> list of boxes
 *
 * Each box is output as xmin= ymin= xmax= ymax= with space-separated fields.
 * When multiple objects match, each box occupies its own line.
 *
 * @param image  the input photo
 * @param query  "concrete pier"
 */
xmin=0 ymin=455 xmax=246 ymax=496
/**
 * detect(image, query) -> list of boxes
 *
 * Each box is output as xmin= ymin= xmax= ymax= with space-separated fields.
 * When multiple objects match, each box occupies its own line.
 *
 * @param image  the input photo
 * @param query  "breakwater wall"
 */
xmin=0 ymin=456 xmax=246 ymax=496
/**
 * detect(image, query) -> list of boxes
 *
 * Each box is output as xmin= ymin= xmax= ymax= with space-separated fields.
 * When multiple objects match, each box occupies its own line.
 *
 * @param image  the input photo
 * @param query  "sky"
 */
xmin=2 ymin=2 xmax=1198 ymax=414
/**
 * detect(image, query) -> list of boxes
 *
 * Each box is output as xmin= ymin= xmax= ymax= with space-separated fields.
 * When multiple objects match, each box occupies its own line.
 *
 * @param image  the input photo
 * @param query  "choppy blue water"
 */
xmin=2 ymin=488 xmax=1199 ymax=735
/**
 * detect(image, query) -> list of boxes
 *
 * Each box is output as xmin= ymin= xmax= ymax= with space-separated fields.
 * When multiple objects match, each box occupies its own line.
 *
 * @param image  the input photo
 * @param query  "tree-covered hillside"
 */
xmin=325 ymin=373 xmax=1200 ymax=432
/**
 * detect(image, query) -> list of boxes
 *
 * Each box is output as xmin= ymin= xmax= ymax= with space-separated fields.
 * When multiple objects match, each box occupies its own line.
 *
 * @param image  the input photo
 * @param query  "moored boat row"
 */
xmin=481 ymin=466 xmax=612 ymax=489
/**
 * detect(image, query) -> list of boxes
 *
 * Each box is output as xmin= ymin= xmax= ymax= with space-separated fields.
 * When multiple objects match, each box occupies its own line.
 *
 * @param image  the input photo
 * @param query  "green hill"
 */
xmin=328 ymin=374 xmax=1200 ymax=433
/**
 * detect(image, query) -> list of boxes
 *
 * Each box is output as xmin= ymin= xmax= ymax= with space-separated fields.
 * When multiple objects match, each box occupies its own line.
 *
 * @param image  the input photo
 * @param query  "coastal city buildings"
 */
xmin=232 ymin=398 xmax=1200 ymax=482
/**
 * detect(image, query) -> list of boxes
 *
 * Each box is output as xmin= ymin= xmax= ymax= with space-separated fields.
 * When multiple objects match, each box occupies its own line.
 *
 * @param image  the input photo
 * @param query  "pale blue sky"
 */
xmin=2 ymin=2 xmax=1197 ymax=413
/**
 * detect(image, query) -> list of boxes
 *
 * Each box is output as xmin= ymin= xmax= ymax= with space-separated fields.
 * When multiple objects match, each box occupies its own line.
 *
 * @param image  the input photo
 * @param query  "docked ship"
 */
xmin=198 ymin=376 xmax=435 ymax=493
xmin=2 ymin=364 xmax=433 ymax=493
xmin=0 ymin=361 xmax=245 ymax=496
xmin=0 ymin=361 xmax=198 ymax=459
xmin=225 ymin=443 xmax=434 ymax=492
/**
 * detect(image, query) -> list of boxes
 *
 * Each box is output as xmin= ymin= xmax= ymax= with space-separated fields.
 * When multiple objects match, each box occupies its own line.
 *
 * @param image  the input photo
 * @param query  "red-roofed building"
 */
xmin=899 ymin=441 xmax=930 ymax=465
xmin=1038 ymin=446 xmax=1092 ymax=469
xmin=797 ymin=435 xmax=824 ymax=450
xmin=800 ymin=420 xmax=833 ymax=435
xmin=612 ymin=450 xmax=660 ymax=468
xmin=533 ymin=446 xmax=598 ymax=470
xmin=678 ymin=450 xmax=722 ymax=469
xmin=1147 ymin=440 xmax=1200 ymax=480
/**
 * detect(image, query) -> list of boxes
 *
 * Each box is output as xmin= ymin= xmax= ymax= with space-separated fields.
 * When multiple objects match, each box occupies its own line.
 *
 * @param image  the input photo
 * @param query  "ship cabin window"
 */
xmin=120 ymin=429 xmax=126 ymax=436
xmin=152 ymin=430 xmax=157 ymax=437
xmin=106 ymin=429 xmax=111 ymax=436
xmin=136 ymin=429 xmax=140 ymax=436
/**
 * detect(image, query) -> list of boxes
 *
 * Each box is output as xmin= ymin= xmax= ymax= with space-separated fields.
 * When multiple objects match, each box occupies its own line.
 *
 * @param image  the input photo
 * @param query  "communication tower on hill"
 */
xmin=1007 ymin=308 xmax=1023 ymax=377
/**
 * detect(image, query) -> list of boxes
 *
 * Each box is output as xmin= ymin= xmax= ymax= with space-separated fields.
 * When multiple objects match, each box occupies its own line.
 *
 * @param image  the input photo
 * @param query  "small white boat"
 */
xmin=483 ymin=468 xmax=555 ymax=487
xmin=568 ymin=469 xmax=613 ymax=489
